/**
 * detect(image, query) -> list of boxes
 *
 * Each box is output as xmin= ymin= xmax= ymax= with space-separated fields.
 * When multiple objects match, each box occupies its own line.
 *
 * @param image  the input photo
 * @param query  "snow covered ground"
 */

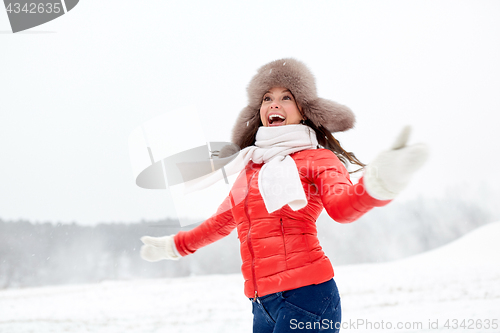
xmin=1 ymin=222 xmax=499 ymax=333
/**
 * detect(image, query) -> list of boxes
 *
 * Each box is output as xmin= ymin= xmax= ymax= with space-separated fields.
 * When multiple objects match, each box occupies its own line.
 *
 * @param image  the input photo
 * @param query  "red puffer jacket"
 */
xmin=174 ymin=148 xmax=390 ymax=298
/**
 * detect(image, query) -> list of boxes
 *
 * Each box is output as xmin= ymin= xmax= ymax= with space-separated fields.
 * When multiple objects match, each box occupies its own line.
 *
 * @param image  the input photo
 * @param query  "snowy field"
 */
xmin=1 ymin=222 xmax=499 ymax=333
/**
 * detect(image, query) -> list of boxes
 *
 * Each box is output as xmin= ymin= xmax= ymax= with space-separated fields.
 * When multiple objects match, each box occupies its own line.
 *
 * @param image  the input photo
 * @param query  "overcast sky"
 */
xmin=1 ymin=1 xmax=499 ymax=225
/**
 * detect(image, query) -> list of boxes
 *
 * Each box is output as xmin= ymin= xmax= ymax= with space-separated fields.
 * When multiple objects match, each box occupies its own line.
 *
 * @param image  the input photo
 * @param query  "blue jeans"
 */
xmin=251 ymin=279 xmax=341 ymax=333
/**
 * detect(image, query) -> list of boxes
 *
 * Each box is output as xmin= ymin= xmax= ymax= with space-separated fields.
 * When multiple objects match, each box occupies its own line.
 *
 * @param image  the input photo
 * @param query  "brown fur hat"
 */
xmin=231 ymin=58 xmax=355 ymax=150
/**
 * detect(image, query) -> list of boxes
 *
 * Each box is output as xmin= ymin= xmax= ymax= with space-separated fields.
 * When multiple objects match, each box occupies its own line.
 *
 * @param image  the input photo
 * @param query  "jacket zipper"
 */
xmin=245 ymin=170 xmax=259 ymax=301
xmin=280 ymin=218 xmax=287 ymax=268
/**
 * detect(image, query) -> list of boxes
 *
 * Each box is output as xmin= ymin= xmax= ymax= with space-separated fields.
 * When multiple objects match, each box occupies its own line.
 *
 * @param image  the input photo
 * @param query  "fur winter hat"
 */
xmin=230 ymin=58 xmax=355 ymax=151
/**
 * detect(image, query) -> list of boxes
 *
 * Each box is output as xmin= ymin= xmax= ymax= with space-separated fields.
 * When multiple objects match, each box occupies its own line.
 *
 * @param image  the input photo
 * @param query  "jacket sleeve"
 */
xmin=312 ymin=151 xmax=391 ymax=223
xmin=174 ymin=193 xmax=237 ymax=256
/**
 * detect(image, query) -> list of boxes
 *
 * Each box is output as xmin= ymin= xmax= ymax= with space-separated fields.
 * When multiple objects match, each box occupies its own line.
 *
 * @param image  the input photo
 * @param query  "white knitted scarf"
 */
xmin=184 ymin=124 xmax=318 ymax=213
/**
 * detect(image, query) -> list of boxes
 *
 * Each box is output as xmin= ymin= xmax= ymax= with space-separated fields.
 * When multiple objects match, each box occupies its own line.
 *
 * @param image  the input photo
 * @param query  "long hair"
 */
xmin=302 ymin=119 xmax=365 ymax=173
xmin=237 ymin=110 xmax=365 ymax=173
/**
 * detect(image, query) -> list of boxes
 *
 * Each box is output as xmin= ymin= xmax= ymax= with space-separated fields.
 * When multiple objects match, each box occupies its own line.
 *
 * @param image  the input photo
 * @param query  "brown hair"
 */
xmin=237 ymin=109 xmax=365 ymax=173
xmin=303 ymin=119 xmax=365 ymax=173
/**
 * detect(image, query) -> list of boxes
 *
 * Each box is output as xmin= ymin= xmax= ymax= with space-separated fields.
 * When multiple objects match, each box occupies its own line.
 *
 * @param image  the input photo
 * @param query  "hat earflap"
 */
xmin=305 ymin=98 xmax=355 ymax=133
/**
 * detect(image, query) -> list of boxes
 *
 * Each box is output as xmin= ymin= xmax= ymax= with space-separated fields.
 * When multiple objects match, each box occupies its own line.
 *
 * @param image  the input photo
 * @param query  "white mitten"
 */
xmin=140 ymin=235 xmax=180 ymax=262
xmin=364 ymin=126 xmax=429 ymax=200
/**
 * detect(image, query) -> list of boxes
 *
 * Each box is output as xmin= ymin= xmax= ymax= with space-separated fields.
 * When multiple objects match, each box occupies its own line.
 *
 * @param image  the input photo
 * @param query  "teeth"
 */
xmin=269 ymin=114 xmax=285 ymax=121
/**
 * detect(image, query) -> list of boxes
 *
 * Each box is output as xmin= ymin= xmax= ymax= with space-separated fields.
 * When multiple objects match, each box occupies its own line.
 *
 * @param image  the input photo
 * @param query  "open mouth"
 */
xmin=268 ymin=114 xmax=286 ymax=126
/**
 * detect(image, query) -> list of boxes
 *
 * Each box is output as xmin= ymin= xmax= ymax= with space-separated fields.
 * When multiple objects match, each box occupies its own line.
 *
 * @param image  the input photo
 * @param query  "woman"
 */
xmin=140 ymin=58 xmax=428 ymax=332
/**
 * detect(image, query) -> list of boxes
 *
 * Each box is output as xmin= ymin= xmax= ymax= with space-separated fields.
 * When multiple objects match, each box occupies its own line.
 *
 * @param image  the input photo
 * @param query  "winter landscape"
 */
xmin=2 ymin=2 xmax=500 ymax=333
xmin=1 ymin=221 xmax=499 ymax=333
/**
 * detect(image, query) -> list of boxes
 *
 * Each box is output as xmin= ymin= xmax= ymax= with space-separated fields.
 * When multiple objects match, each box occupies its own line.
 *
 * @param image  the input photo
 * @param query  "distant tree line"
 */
xmin=0 ymin=219 xmax=241 ymax=289
xmin=1 ymin=190 xmax=498 ymax=289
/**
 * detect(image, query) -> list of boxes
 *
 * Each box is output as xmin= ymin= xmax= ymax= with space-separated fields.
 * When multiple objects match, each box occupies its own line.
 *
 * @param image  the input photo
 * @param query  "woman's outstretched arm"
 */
xmin=315 ymin=127 xmax=428 ymax=223
xmin=313 ymin=151 xmax=391 ymax=223
xmin=174 ymin=193 xmax=236 ymax=256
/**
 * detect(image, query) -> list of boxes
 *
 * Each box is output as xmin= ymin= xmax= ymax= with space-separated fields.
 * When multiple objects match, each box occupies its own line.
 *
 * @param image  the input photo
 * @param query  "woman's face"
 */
xmin=260 ymin=87 xmax=303 ymax=127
